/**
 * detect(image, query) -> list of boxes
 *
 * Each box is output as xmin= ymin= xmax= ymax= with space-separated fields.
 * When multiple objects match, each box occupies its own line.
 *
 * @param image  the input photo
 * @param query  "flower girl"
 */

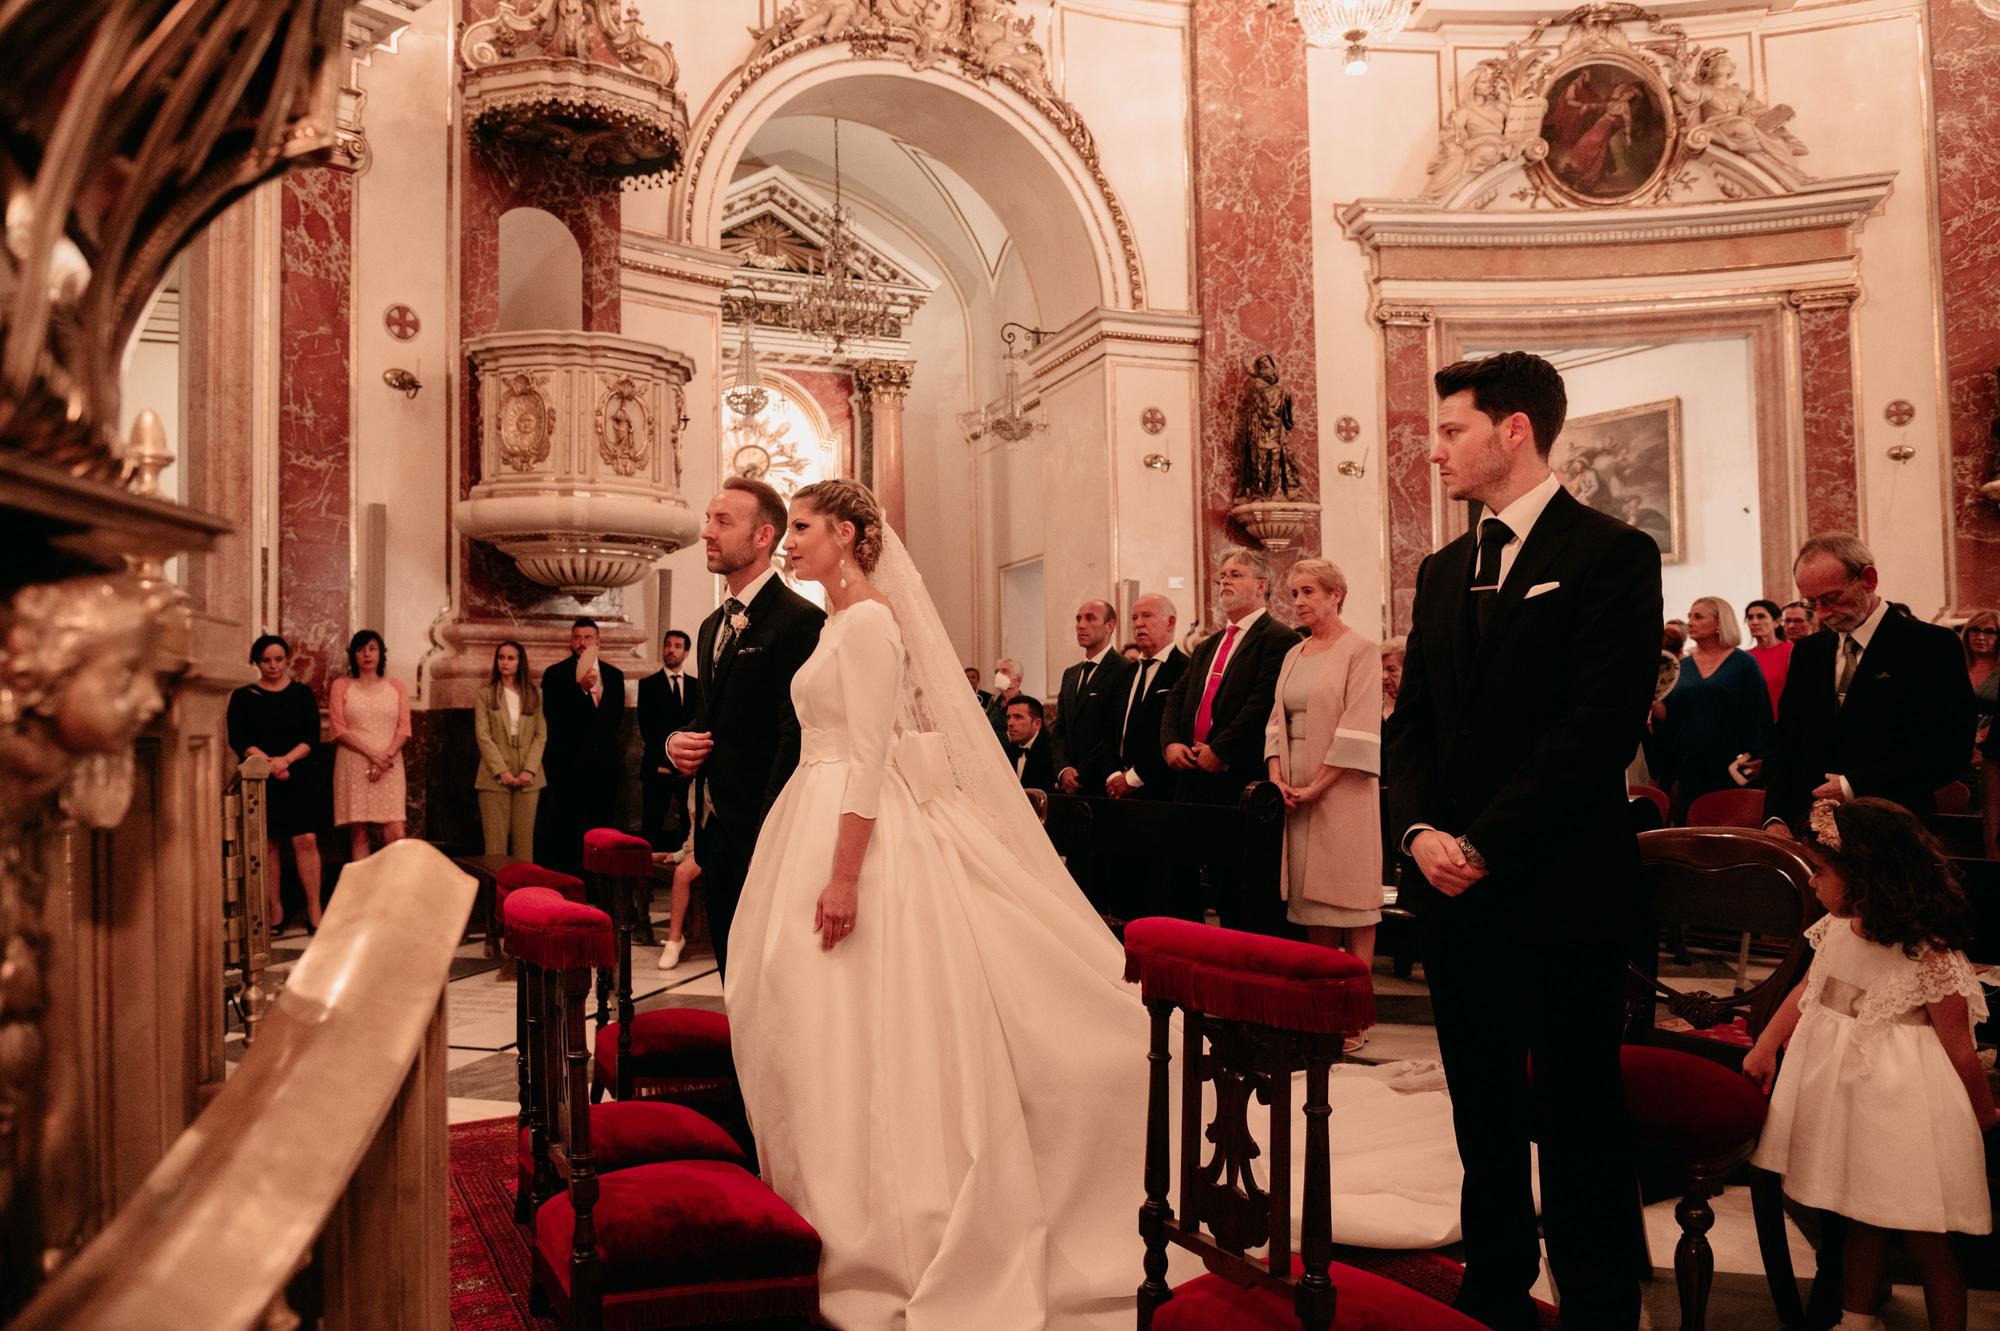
xmin=1745 ymin=798 xmax=1997 ymax=1331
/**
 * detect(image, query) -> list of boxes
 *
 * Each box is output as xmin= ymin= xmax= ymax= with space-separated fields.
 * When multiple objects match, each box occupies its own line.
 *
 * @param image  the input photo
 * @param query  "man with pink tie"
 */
xmin=1160 ymin=547 xmax=1299 ymax=932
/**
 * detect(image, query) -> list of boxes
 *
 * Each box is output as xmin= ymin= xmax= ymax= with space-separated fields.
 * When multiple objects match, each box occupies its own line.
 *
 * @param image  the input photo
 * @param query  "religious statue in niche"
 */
xmin=1238 ymin=354 xmax=1303 ymax=500
xmin=1672 ymin=50 xmax=1809 ymax=189
xmin=595 ymin=375 xmax=653 ymax=477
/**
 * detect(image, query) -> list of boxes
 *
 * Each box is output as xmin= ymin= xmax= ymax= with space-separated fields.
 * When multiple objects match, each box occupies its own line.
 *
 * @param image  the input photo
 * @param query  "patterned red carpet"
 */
xmin=448 ymin=1116 xmax=1556 ymax=1331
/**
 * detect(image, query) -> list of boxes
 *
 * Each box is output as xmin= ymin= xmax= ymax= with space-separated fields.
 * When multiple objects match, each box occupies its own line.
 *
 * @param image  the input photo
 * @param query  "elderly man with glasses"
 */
xmin=1761 ymin=532 xmax=1974 ymax=831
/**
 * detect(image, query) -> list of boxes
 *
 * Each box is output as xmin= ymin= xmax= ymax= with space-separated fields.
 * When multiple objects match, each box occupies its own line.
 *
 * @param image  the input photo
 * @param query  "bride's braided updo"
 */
xmin=793 ymin=478 xmax=885 ymax=574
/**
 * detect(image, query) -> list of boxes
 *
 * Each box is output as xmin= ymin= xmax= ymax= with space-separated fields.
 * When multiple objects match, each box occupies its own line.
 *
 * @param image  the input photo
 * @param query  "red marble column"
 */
xmin=1191 ymin=0 xmax=1321 ymax=603
xmin=1933 ymin=0 xmax=2000 ymax=608
xmin=854 ymin=360 xmax=913 ymax=533
xmin=278 ymin=165 xmax=356 ymax=691
xmin=1791 ymin=286 xmax=1862 ymax=537
xmin=1378 ymin=308 xmax=1436 ymax=635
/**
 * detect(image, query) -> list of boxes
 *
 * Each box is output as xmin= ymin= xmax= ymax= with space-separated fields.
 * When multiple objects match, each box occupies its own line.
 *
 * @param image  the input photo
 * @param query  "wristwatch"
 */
xmin=1456 ymin=835 xmax=1487 ymax=870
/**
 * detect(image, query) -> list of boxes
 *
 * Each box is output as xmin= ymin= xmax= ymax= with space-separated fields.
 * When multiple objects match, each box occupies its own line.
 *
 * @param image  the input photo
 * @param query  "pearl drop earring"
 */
xmin=839 ymin=559 xmax=850 ymax=590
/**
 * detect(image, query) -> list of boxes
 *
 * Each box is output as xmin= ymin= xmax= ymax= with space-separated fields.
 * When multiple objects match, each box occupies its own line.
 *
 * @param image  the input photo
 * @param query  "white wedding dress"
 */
xmin=727 ymin=589 xmax=1464 ymax=1331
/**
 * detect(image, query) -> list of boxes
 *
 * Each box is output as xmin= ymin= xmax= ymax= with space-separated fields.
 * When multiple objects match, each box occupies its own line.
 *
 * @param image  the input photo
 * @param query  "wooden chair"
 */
xmin=1622 ymin=827 xmax=1821 ymax=1330
xmin=504 ymin=871 xmax=745 ymax=1225
xmin=1123 ymin=917 xmax=1484 ymax=1331
xmin=505 ymin=887 xmax=820 ymax=1329
xmin=582 ymin=830 xmax=745 ymax=1143
xmin=1628 ymin=783 xmax=1671 ymax=827
xmin=1683 ymin=787 xmax=1766 ymax=829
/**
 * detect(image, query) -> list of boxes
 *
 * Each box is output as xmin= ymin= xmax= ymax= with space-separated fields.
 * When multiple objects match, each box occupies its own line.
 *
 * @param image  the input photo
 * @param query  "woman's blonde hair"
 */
xmin=1692 ymin=595 xmax=1741 ymax=648
xmin=1288 ymin=557 xmax=1348 ymax=612
xmin=792 ymin=478 xmax=885 ymax=574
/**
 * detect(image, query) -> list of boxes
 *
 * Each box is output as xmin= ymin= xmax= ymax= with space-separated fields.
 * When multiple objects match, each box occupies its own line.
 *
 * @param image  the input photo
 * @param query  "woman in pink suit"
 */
xmin=329 ymin=629 xmax=410 ymax=860
xmin=1264 ymin=558 xmax=1383 ymax=1053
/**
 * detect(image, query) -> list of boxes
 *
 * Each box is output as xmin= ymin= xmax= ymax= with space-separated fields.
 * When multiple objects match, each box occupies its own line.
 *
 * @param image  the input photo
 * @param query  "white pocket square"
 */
xmin=1525 ymin=581 xmax=1561 ymax=599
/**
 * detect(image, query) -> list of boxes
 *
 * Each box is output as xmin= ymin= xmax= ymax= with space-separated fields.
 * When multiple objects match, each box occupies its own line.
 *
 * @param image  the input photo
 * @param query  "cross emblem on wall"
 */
xmin=383 ymin=304 xmax=421 ymax=341
xmin=1140 ymin=407 xmax=1166 ymax=435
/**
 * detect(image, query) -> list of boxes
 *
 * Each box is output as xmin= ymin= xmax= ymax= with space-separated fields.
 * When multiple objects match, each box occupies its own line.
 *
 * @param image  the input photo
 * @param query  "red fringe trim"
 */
xmin=600 ymin=1277 xmax=820 ymax=1329
xmin=510 ymin=923 xmax=616 ymax=972
xmin=1123 ymin=953 xmax=1374 ymax=1036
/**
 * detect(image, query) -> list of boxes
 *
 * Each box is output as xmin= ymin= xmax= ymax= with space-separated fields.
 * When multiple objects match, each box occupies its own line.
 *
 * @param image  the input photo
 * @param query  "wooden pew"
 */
xmin=1041 ymin=782 xmax=1286 ymax=933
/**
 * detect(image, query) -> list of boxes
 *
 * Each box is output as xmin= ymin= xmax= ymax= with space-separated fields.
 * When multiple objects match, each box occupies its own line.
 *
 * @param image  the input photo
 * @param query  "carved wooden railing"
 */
xmin=13 ymin=841 xmax=474 ymax=1331
xmin=221 ymin=756 xmax=275 ymax=1045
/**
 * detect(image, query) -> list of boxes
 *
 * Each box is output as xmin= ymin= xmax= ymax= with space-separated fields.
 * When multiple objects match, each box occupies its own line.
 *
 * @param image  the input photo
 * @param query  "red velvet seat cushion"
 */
xmin=1155 ymin=1258 xmax=1485 ymax=1331
xmin=1620 ymin=1045 xmax=1768 ymax=1160
xmin=504 ymin=888 xmax=614 ymax=972
xmin=495 ymin=862 xmax=586 ymax=901
xmin=516 ymin=1101 xmax=747 ymax=1177
xmin=1122 ymin=916 xmax=1374 ymax=1035
xmin=596 ymin=1008 xmax=735 ymax=1080
xmin=583 ymin=827 xmax=653 ymax=877
xmin=534 ymin=1160 xmax=820 ymax=1294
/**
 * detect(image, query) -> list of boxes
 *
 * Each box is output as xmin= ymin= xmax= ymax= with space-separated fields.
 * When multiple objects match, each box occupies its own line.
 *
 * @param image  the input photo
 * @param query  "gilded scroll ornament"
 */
xmin=497 ymin=373 xmax=556 ymax=471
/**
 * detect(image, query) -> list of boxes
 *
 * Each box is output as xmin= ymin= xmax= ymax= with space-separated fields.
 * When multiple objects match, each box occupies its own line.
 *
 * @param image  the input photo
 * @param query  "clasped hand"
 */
xmin=815 ymin=875 xmax=858 ymax=952
xmin=668 ymin=730 xmax=714 ymax=776
xmin=1165 ymin=742 xmax=1223 ymax=774
xmin=1411 ymin=829 xmax=1486 ymax=896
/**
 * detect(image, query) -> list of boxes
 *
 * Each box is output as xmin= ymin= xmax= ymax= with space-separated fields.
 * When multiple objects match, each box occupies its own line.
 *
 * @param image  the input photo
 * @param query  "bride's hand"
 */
xmin=815 ymin=876 xmax=859 ymax=952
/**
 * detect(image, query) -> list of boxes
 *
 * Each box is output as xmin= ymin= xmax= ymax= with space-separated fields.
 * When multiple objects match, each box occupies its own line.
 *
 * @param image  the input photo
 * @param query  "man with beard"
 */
xmin=666 ymin=476 xmax=824 ymax=978
xmin=537 ymin=617 xmax=626 ymax=876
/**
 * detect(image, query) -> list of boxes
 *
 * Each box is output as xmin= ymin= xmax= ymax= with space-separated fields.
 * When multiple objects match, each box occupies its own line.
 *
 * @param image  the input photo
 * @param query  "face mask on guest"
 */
xmin=992 ymin=670 xmax=1015 ymax=692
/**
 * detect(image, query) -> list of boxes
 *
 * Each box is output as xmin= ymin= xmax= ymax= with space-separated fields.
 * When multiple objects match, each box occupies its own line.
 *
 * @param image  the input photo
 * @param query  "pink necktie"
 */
xmin=1192 ymin=623 xmax=1240 ymax=745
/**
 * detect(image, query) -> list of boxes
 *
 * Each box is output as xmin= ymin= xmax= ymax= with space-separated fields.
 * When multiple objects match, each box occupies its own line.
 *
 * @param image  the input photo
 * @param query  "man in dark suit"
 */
xmin=667 ymin=476 xmax=824 ymax=979
xmin=1105 ymin=592 xmax=1187 ymax=801
xmin=1003 ymin=694 xmax=1055 ymax=791
xmin=965 ymin=666 xmax=993 ymax=712
xmin=1160 ymin=550 xmax=1298 ymax=931
xmin=1385 ymin=352 xmax=1660 ymax=1331
xmin=637 ymin=628 xmax=700 ymax=852
xmin=537 ymin=616 xmax=627 ymax=877
xmin=986 ymin=657 xmax=1024 ymax=745
xmin=1763 ymin=533 xmax=1973 ymax=830
xmin=1053 ymin=598 xmax=1135 ymax=796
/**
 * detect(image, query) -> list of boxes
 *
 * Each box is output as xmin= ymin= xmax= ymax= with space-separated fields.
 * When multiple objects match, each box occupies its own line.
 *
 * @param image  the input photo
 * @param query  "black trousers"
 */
xmin=535 ymin=770 xmax=615 ymax=878
xmin=642 ymin=771 xmax=690 ymax=852
xmin=695 ymin=813 xmax=751 ymax=982
xmin=1421 ymin=896 xmax=1639 ymax=1330
xmin=1173 ymin=769 xmax=1298 ymax=938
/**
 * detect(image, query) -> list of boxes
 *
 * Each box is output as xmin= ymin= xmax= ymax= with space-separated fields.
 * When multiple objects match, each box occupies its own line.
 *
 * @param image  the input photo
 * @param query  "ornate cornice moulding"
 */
xmin=1340 ymin=172 xmax=1894 ymax=250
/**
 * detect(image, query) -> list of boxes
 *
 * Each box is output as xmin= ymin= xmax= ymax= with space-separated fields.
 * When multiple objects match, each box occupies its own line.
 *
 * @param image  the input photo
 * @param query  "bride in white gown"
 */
xmin=725 ymin=479 xmax=1462 ymax=1331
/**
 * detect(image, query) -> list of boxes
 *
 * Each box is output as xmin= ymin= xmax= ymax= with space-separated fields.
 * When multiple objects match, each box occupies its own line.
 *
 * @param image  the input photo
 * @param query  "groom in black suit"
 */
xmin=668 ymin=476 xmax=824 ymax=979
xmin=1385 ymin=352 xmax=1660 ymax=1331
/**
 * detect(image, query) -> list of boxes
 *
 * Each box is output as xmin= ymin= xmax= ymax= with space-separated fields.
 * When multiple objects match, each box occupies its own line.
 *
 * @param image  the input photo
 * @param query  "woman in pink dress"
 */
xmin=329 ymin=629 xmax=410 ymax=860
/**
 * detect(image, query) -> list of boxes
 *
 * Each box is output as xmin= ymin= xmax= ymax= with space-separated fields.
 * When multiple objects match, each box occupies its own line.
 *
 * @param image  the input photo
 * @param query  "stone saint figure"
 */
xmin=1239 ymin=353 xmax=1300 ymax=499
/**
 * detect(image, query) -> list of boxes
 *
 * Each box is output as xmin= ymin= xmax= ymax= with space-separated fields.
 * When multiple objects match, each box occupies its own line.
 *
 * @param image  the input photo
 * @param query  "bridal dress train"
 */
xmin=726 ymin=598 xmax=1462 ymax=1331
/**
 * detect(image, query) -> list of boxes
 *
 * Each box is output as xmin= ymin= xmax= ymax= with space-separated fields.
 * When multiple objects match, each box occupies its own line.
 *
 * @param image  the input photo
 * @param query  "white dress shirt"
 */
xmin=1827 ymin=596 xmax=1891 ymax=800
xmin=1014 ymin=728 xmax=1042 ymax=780
xmin=1479 ymin=469 xmax=1564 ymax=589
xmin=502 ymin=683 xmax=521 ymax=736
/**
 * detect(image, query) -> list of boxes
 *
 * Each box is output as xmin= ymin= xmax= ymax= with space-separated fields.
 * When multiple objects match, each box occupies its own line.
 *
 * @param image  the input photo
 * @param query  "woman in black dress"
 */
xmin=226 ymin=634 xmax=325 ymax=931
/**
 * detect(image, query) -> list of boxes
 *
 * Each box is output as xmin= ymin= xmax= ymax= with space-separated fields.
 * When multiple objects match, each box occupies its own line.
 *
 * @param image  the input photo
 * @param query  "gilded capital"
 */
xmin=1787 ymin=285 xmax=1861 ymax=311
xmin=854 ymin=359 xmax=916 ymax=403
xmin=1372 ymin=301 xmax=1435 ymax=328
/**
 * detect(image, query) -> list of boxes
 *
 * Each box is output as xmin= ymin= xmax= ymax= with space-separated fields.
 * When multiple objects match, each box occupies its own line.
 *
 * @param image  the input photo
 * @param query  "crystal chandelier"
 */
xmin=1294 ymin=0 xmax=1413 ymax=75
xmin=791 ymin=119 xmax=895 ymax=353
xmin=724 ymin=295 xmax=769 ymax=420
xmin=961 ymin=323 xmax=1049 ymax=444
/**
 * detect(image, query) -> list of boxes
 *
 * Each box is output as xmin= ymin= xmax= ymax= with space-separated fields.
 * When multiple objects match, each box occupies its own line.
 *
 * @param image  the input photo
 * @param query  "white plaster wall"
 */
xmin=1036 ymin=360 xmax=1116 ymax=689
xmin=1108 ymin=360 xmax=1198 ymax=607
xmin=901 ymin=284 xmax=981 ymax=661
xmin=1551 ymin=340 xmax=1763 ymax=622
xmin=353 ymin=2 xmax=455 ymax=696
xmin=1307 ymin=0 xmax=1951 ymax=633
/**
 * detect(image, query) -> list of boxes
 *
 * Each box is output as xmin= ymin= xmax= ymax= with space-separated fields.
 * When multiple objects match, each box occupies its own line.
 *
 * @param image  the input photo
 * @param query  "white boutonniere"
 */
xmin=729 ymin=609 xmax=751 ymax=635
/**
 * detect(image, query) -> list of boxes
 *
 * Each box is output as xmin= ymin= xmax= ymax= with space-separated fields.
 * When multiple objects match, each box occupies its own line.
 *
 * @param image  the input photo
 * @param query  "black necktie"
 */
xmin=671 ymin=674 xmax=682 ymax=707
xmin=1078 ymin=660 xmax=1096 ymax=692
xmin=1836 ymin=634 xmax=1862 ymax=707
xmin=1471 ymin=518 xmax=1515 ymax=634
xmin=1123 ymin=658 xmax=1157 ymax=754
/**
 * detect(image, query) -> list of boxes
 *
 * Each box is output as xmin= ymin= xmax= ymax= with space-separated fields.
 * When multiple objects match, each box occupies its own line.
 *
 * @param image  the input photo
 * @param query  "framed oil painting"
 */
xmin=1537 ymin=59 xmax=1673 ymax=204
xmin=1551 ymin=398 xmax=1684 ymax=563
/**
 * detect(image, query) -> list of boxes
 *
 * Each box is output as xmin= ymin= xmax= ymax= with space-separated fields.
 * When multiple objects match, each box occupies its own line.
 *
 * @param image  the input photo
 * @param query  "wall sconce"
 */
xmin=1886 ymin=444 xmax=1916 ymax=463
xmin=383 ymin=367 xmax=422 ymax=398
xmin=1336 ymin=446 xmax=1372 ymax=479
xmin=1142 ymin=453 xmax=1172 ymax=472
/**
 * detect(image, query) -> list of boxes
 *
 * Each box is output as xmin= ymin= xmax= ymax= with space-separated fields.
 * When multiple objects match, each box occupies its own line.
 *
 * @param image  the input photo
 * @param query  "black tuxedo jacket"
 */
xmin=1160 ymin=613 xmax=1298 ymax=792
xmin=541 ymin=654 xmax=626 ymax=783
xmin=690 ymin=575 xmax=824 ymax=859
xmin=1010 ymin=732 xmax=1056 ymax=792
xmin=1384 ymin=485 xmax=1661 ymax=942
xmin=637 ymin=669 xmax=701 ymax=779
xmin=1764 ymin=605 xmax=1972 ymax=828
xmin=1052 ymin=651 xmax=1136 ymax=787
xmin=1118 ymin=648 xmax=1189 ymax=798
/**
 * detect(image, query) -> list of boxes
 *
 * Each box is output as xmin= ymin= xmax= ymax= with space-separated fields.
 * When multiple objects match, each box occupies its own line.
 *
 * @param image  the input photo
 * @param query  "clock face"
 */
xmin=732 ymin=443 xmax=772 ymax=478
